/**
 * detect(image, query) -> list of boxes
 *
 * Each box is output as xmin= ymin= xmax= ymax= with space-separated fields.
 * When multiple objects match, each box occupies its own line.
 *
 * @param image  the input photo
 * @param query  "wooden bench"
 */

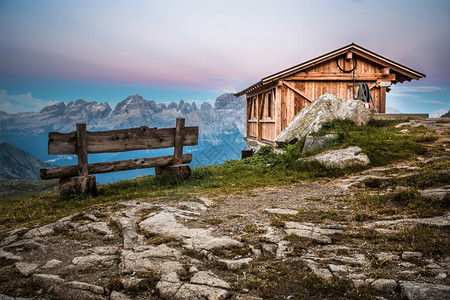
xmin=40 ymin=118 xmax=198 ymax=195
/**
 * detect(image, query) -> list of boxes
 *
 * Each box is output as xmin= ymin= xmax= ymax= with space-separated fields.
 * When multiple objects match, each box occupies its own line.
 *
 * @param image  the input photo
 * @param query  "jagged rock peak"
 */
xmin=200 ymin=102 xmax=213 ymax=111
xmin=39 ymin=102 xmax=66 ymax=114
xmin=214 ymin=93 xmax=245 ymax=110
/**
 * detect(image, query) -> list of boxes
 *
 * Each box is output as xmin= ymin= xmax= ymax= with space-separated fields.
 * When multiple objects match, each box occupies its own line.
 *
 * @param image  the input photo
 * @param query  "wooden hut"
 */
xmin=235 ymin=43 xmax=425 ymax=147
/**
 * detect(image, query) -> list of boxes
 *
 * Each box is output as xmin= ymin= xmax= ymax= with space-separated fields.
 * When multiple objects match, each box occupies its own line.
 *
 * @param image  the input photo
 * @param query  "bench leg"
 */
xmin=59 ymin=175 xmax=97 ymax=196
xmin=156 ymin=165 xmax=191 ymax=180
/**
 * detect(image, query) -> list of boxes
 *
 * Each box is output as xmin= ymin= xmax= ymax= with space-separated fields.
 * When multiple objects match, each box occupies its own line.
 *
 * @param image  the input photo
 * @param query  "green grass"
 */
xmin=0 ymin=119 xmax=437 ymax=236
xmin=347 ymin=224 xmax=449 ymax=258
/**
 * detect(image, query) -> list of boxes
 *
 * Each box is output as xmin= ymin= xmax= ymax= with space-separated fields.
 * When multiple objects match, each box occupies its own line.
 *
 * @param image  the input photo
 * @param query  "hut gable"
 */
xmin=236 ymin=43 xmax=425 ymax=148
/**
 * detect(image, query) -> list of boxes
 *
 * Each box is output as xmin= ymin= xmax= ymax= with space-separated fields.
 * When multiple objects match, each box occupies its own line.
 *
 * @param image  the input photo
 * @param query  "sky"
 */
xmin=0 ymin=0 xmax=449 ymax=116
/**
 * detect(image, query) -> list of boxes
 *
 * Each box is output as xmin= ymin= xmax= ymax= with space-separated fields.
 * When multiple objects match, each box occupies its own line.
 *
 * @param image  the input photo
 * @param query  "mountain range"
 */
xmin=0 ymin=93 xmax=247 ymax=183
xmin=0 ymin=93 xmax=245 ymax=137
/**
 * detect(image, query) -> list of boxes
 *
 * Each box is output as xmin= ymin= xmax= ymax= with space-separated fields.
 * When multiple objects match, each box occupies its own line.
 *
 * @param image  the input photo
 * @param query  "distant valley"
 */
xmin=0 ymin=93 xmax=246 ymax=183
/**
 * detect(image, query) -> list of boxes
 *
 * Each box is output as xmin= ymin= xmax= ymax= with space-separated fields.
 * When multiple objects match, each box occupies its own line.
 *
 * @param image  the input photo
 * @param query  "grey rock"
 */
xmin=113 ymin=214 xmax=147 ymax=250
xmin=15 ymin=262 xmax=39 ymax=276
xmin=86 ymin=222 xmax=113 ymax=236
xmin=371 ymin=279 xmax=397 ymax=292
xmin=261 ymin=243 xmax=278 ymax=256
xmin=119 ymin=245 xmax=183 ymax=274
xmin=402 ymin=251 xmax=423 ymax=260
xmin=84 ymin=214 xmax=100 ymax=222
xmin=174 ymin=284 xmax=230 ymax=300
xmin=219 ymin=258 xmax=252 ymax=270
xmin=419 ymin=186 xmax=449 ymax=204
xmin=264 ymin=208 xmax=298 ymax=215
xmin=0 ymin=249 xmax=22 ymax=261
xmin=190 ymin=271 xmax=230 ymax=289
xmin=42 ymin=259 xmax=63 ymax=269
xmin=304 ymin=259 xmax=333 ymax=280
xmin=0 ymin=235 xmax=18 ymax=247
xmin=156 ymin=272 xmax=183 ymax=299
xmin=400 ymin=281 xmax=450 ymax=300
xmin=276 ymin=241 xmax=291 ymax=259
xmin=72 ymin=254 xmax=116 ymax=268
xmin=276 ymin=93 xmax=373 ymax=147
xmin=139 ymin=210 xmax=241 ymax=251
xmin=24 ymin=216 xmax=72 ymax=238
xmin=120 ymin=277 xmax=147 ymax=290
xmin=328 ymin=264 xmax=347 ymax=273
xmin=33 ymin=274 xmax=65 ymax=291
xmin=110 ymin=291 xmax=132 ymax=300
xmin=52 ymin=281 xmax=107 ymax=300
xmin=230 ymin=295 xmax=263 ymax=300
xmin=197 ymin=196 xmax=214 ymax=207
xmin=177 ymin=201 xmax=207 ymax=212
xmin=376 ymin=252 xmax=399 ymax=262
xmin=303 ymin=134 xmax=337 ymax=153
xmin=284 ymin=222 xmax=342 ymax=244
xmin=3 ymin=238 xmax=47 ymax=252
xmin=304 ymin=146 xmax=370 ymax=169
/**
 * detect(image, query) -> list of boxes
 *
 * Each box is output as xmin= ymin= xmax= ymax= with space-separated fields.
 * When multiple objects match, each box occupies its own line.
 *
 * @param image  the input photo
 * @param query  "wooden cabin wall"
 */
xmin=286 ymin=55 xmax=387 ymax=113
xmin=246 ymin=86 xmax=277 ymax=142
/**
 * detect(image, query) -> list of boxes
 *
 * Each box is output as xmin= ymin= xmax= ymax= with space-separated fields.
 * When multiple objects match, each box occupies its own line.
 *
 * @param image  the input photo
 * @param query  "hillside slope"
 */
xmin=0 ymin=143 xmax=53 ymax=180
xmin=0 ymin=118 xmax=448 ymax=299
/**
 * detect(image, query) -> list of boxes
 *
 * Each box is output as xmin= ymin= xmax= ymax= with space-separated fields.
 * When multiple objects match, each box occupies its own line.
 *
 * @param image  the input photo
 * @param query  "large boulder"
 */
xmin=275 ymin=93 xmax=374 ymax=147
xmin=304 ymin=146 xmax=370 ymax=169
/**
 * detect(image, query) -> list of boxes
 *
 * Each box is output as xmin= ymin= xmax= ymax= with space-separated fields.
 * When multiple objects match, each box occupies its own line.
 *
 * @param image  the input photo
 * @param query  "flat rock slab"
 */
xmin=305 ymin=146 xmax=370 ymax=169
xmin=366 ymin=213 xmax=450 ymax=228
xmin=265 ymin=208 xmax=298 ymax=215
xmin=400 ymin=281 xmax=450 ymax=300
xmin=139 ymin=210 xmax=241 ymax=251
xmin=284 ymin=222 xmax=342 ymax=244
xmin=15 ymin=262 xmax=39 ymax=276
xmin=303 ymin=134 xmax=337 ymax=153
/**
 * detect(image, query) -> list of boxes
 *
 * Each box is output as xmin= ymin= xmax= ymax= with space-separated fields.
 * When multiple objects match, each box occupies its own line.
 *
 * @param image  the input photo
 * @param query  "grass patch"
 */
xmin=210 ymin=245 xmax=251 ymax=259
xmin=238 ymin=260 xmax=375 ymax=299
xmin=347 ymin=225 xmax=449 ymax=258
xmin=0 ymin=265 xmax=38 ymax=298
xmin=203 ymin=218 xmax=223 ymax=225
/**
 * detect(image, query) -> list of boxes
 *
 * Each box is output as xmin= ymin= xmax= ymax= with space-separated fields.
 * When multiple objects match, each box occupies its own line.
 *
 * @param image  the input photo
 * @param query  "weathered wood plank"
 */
xmin=76 ymin=123 xmax=88 ymax=176
xmin=48 ymin=126 xmax=199 ymax=155
xmin=286 ymin=73 xmax=395 ymax=81
xmin=40 ymin=154 xmax=193 ymax=180
xmin=173 ymin=118 xmax=185 ymax=165
xmin=282 ymin=81 xmax=313 ymax=103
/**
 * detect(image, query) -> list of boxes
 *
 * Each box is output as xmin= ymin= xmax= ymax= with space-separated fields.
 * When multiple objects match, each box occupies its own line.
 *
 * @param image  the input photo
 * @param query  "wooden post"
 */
xmin=76 ymin=123 xmax=88 ymax=176
xmin=380 ymin=87 xmax=386 ymax=113
xmin=173 ymin=118 xmax=185 ymax=165
xmin=59 ymin=123 xmax=96 ymax=196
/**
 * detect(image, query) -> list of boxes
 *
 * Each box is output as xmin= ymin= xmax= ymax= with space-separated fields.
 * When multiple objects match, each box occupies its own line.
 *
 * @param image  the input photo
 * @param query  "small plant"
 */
xmin=203 ymin=218 xmax=223 ymax=225
xmin=270 ymin=217 xmax=285 ymax=228
xmin=227 ymin=214 xmax=242 ymax=219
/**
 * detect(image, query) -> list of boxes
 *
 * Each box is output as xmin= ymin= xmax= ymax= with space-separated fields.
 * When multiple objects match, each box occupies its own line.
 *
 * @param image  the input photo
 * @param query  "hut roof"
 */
xmin=236 ymin=43 xmax=425 ymax=96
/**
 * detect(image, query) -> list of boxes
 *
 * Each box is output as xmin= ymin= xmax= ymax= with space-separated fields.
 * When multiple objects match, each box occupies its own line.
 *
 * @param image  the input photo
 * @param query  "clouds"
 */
xmin=0 ymin=90 xmax=58 ymax=113
xmin=388 ymin=83 xmax=449 ymax=114
xmin=392 ymin=86 xmax=447 ymax=93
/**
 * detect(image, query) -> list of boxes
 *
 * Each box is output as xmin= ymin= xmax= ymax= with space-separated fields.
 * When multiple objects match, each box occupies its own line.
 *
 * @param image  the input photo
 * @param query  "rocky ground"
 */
xmin=0 ymin=119 xmax=449 ymax=299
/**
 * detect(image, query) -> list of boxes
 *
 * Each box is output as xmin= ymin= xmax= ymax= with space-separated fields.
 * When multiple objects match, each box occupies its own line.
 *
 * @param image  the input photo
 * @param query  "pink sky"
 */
xmin=0 ymin=0 xmax=449 ymax=115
